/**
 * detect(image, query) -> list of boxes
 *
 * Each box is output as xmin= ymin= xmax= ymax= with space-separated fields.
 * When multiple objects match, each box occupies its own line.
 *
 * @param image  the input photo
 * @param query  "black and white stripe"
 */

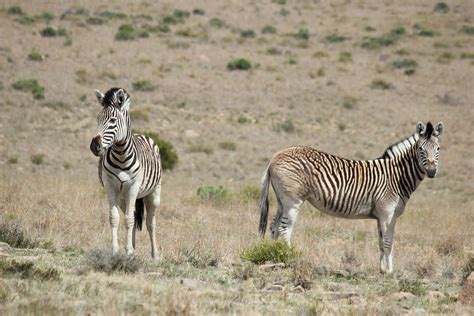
xmin=259 ymin=121 xmax=444 ymax=273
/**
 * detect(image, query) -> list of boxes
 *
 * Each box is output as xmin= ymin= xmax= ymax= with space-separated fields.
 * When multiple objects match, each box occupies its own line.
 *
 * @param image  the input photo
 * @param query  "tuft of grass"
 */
xmin=370 ymin=79 xmax=392 ymax=90
xmin=275 ymin=119 xmax=295 ymax=133
xmin=293 ymin=29 xmax=310 ymax=40
xmin=28 ymin=51 xmax=43 ymax=61
xmin=40 ymin=27 xmax=57 ymax=37
xmin=241 ymin=240 xmax=301 ymax=265
xmin=237 ymin=185 xmax=260 ymax=203
xmin=39 ymin=11 xmax=54 ymax=21
xmin=365 ymin=26 xmax=376 ymax=32
xmin=240 ymin=29 xmax=256 ymax=38
xmin=279 ymin=8 xmax=290 ymax=16
xmin=262 ymin=25 xmax=277 ymax=34
xmin=7 ymin=6 xmax=23 ymax=15
xmin=115 ymin=24 xmax=136 ymax=40
xmin=342 ymin=96 xmax=357 ymax=109
xmin=435 ymin=236 xmax=463 ymax=256
xmin=133 ymin=130 xmax=179 ymax=170
xmin=0 ymin=260 xmax=60 ymax=281
xmin=325 ymin=33 xmax=347 ymax=43
xmin=86 ymin=249 xmax=142 ymax=274
xmin=132 ymin=80 xmax=154 ymax=91
xmin=338 ymin=51 xmax=352 ymax=63
xmin=175 ymin=247 xmax=219 ymax=268
xmin=218 ymin=141 xmax=236 ymax=151
xmin=399 ymin=279 xmax=427 ymax=296
xmin=237 ymin=115 xmax=250 ymax=124
xmin=98 ymin=11 xmax=127 ymax=20
xmin=392 ymin=58 xmax=418 ymax=69
xmin=272 ymin=0 xmax=286 ymax=4
xmin=193 ymin=9 xmax=205 ymax=15
xmin=0 ymin=223 xmax=39 ymax=248
xmin=197 ymin=185 xmax=229 ymax=203
xmin=460 ymin=25 xmax=474 ymax=35
xmin=86 ymin=17 xmax=105 ymax=25
xmin=12 ymin=79 xmax=45 ymax=100
xmin=227 ymin=58 xmax=252 ymax=71
xmin=31 ymin=153 xmax=45 ymax=165
xmin=209 ymin=17 xmax=225 ymax=28
xmin=189 ymin=144 xmax=213 ymax=154
xmin=7 ymin=155 xmax=19 ymax=164
xmin=390 ymin=27 xmax=406 ymax=36
xmin=437 ymin=52 xmax=454 ymax=64
xmin=266 ymin=47 xmax=282 ymax=55
xmin=434 ymin=2 xmax=449 ymax=13
xmin=361 ymin=35 xmax=396 ymax=49
xmin=417 ymin=27 xmax=435 ymax=37
xmin=338 ymin=123 xmax=347 ymax=131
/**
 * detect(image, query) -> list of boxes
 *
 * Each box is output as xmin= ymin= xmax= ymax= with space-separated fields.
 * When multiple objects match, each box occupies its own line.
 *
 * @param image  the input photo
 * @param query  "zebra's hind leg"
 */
xmin=278 ymin=197 xmax=304 ymax=246
xmin=270 ymin=195 xmax=284 ymax=239
xmin=144 ymin=182 xmax=161 ymax=260
xmin=377 ymin=214 xmax=397 ymax=274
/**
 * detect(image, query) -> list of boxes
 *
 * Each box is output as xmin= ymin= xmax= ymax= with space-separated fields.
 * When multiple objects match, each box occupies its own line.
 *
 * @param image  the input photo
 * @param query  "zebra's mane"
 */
xmin=380 ymin=133 xmax=419 ymax=159
xmin=102 ymin=87 xmax=129 ymax=108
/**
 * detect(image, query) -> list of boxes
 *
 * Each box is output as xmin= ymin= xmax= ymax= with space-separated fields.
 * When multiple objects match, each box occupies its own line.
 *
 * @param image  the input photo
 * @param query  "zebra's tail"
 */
xmin=135 ymin=198 xmax=144 ymax=231
xmin=259 ymin=165 xmax=271 ymax=238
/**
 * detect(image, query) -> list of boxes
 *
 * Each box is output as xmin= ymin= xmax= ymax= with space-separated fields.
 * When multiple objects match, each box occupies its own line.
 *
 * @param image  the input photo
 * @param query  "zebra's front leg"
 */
xmin=124 ymin=187 xmax=139 ymax=256
xmin=106 ymin=190 xmax=121 ymax=255
xmin=377 ymin=214 xmax=397 ymax=274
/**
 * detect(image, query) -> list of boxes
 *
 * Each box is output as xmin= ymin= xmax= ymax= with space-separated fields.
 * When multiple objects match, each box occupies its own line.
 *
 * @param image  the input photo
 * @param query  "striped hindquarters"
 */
xmin=134 ymin=135 xmax=162 ymax=195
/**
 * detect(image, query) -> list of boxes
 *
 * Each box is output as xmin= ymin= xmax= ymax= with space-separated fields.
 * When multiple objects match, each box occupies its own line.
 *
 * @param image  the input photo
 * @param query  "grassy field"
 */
xmin=0 ymin=0 xmax=473 ymax=314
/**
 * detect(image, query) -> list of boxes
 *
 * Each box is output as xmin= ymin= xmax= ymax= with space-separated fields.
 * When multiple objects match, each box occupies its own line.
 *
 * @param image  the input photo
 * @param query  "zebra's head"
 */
xmin=90 ymin=87 xmax=131 ymax=157
xmin=415 ymin=121 xmax=444 ymax=178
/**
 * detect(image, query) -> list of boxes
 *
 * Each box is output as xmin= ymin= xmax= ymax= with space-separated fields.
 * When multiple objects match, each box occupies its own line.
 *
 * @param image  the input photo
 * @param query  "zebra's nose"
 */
xmin=90 ymin=135 xmax=102 ymax=156
xmin=427 ymin=158 xmax=436 ymax=164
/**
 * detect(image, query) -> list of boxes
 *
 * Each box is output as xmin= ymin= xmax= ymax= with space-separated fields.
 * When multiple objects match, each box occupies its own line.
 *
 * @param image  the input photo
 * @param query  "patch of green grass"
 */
xmin=189 ymin=144 xmax=213 ymax=154
xmin=241 ymin=240 xmax=301 ymax=265
xmin=227 ymin=58 xmax=252 ymax=71
xmin=325 ymin=33 xmax=347 ymax=43
xmin=132 ymin=80 xmax=154 ymax=91
xmin=460 ymin=25 xmax=474 ymax=35
xmin=390 ymin=27 xmax=406 ymax=36
xmin=417 ymin=29 xmax=435 ymax=37
xmin=173 ymin=9 xmax=190 ymax=19
xmin=275 ymin=119 xmax=295 ymax=133
xmin=338 ymin=51 xmax=352 ymax=63
xmin=115 ymin=24 xmax=136 ymax=41
xmin=28 ymin=51 xmax=43 ymax=61
xmin=240 ymin=29 xmax=256 ymax=38
xmin=437 ymin=52 xmax=454 ymax=64
xmin=293 ymin=29 xmax=310 ymax=40
xmin=392 ymin=58 xmax=418 ymax=69
xmin=175 ymin=247 xmax=219 ymax=268
xmin=218 ymin=141 xmax=236 ymax=151
xmin=40 ymin=27 xmax=57 ymax=37
xmin=12 ymin=79 xmax=45 ymax=100
xmin=0 ymin=260 xmax=60 ymax=281
xmin=370 ymin=79 xmax=392 ymax=90
xmin=342 ymin=96 xmax=357 ymax=109
xmin=237 ymin=185 xmax=260 ymax=203
xmin=272 ymin=0 xmax=286 ymax=4
xmin=0 ymin=223 xmax=39 ymax=248
xmin=361 ymin=34 xmax=396 ymax=49
xmin=86 ymin=249 xmax=142 ymax=274
xmin=262 ymin=25 xmax=277 ymax=34
xmin=237 ymin=115 xmax=250 ymax=124
xmin=197 ymin=186 xmax=229 ymax=203
xmin=133 ymin=130 xmax=179 ymax=170
xmin=434 ymin=2 xmax=449 ymax=13
xmin=7 ymin=155 xmax=18 ymax=164
xmin=209 ymin=17 xmax=225 ymax=28
xmin=17 ymin=15 xmax=36 ymax=25
xmin=399 ymin=279 xmax=426 ymax=296
xmin=193 ymin=9 xmax=205 ymax=15
xmin=86 ymin=17 xmax=105 ymax=25
xmin=266 ymin=47 xmax=282 ymax=55
xmin=98 ymin=11 xmax=127 ymax=20
xmin=31 ymin=153 xmax=45 ymax=165
xmin=7 ymin=6 xmax=23 ymax=15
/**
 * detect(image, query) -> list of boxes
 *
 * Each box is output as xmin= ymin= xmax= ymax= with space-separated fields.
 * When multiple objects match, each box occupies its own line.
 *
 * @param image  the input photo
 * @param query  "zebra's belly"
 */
xmin=307 ymin=197 xmax=374 ymax=219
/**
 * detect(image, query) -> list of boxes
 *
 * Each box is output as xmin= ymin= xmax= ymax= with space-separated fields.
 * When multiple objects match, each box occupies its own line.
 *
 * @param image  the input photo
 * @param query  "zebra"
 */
xmin=90 ymin=87 xmax=162 ymax=259
xmin=259 ymin=121 xmax=444 ymax=273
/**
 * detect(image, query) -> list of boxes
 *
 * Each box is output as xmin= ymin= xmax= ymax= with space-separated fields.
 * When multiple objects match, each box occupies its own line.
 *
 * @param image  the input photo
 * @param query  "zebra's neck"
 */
xmin=381 ymin=133 xmax=419 ymax=159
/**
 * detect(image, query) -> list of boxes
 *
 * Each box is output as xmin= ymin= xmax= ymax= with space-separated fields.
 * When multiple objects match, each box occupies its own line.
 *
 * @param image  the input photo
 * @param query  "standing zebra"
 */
xmin=90 ymin=87 xmax=162 ymax=259
xmin=259 ymin=122 xmax=444 ymax=273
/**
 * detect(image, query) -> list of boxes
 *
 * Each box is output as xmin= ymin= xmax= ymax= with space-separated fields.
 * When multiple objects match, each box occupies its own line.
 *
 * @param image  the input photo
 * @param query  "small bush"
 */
xmin=370 ymin=79 xmax=392 ymax=90
xmin=193 ymin=9 xmax=205 ymax=15
xmin=134 ymin=130 xmax=179 ymax=170
xmin=272 ymin=0 xmax=286 ymax=4
xmin=86 ymin=17 xmax=105 ymax=25
xmin=0 ymin=260 xmax=60 ymax=281
xmin=266 ymin=47 xmax=282 ymax=55
xmin=31 ymin=154 xmax=45 ymax=165
xmin=40 ymin=27 xmax=57 ymax=37
xmin=209 ymin=17 xmax=225 ymax=28
xmin=342 ymin=96 xmax=357 ymax=109
xmin=132 ymin=80 xmax=154 ymax=91
xmin=12 ymin=79 xmax=45 ymax=100
xmin=460 ymin=25 xmax=474 ymax=35
xmin=293 ymin=29 xmax=310 ymax=40
xmin=390 ymin=27 xmax=406 ymax=36
xmin=275 ymin=119 xmax=295 ymax=133
xmin=338 ymin=123 xmax=347 ymax=131
xmin=262 ymin=25 xmax=277 ymax=34
xmin=87 ymin=249 xmax=142 ymax=274
xmin=338 ymin=51 xmax=352 ymax=63
xmin=18 ymin=15 xmax=35 ymax=25
xmin=279 ymin=8 xmax=290 ymax=16
xmin=28 ymin=51 xmax=43 ymax=61
xmin=115 ymin=24 xmax=136 ymax=40
xmin=0 ymin=223 xmax=39 ymax=248
xmin=392 ymin=58 xmax=418 ymax=69
xmin=437 ymin=52 xmax=454 ymax=64
xmin=39 ymin=12 xmax=54 ymax=21
xmin=361 ymin=35 xmax=396 ymax=49
xmin=241 ymin=240 xmax=301 ymax=265
xmin=7 ymin=6 xmax=23 ymax=15
xmin=417 ymin=28 xmax=435 ymax=37
xmin=197 ymin=185 xmax=229 ymax=203
xmin=365 ymin=26 xmax=376 ymax=32
xmin=325 ymin=33 xmax=346 ymax=43
xmin=173 ymin=9 xmax=190 ymax=19
xmin=227 ymin=58 xmax=252 ymax=71
xmin=7 ymin=155 xmax=18 ymax=164
xmin=237 ymin=115 xmax=250 ymax=124
xmin=399 ymin=279 xmax=426 ymax=296
xmin=434 ymin=2 xmax=449 ymax=13
xmin=176 ymin=247 xmax=218 ymax=268
xmin=98 ymin=11 xmax=127 ymax=20
xmin=240 ymin=29 xmax=256 ymax=38
xmin=218 ymin=141 xmax=236 ymax=151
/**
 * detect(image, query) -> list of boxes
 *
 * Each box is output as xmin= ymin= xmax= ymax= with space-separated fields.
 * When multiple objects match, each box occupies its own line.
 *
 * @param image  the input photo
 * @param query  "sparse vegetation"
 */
xmin=266 ymin=47 xmax=282 ymax=55
xmin=275 ymin=119 xmax=296 ymax=133
xmin=338 ymin=51 xmax=352 ymax=63
xmin=209 ymin=17 xmax=225 ymax=28
xmin=197 ymin=185 xmax=229 ymax=203
xmin=115 ymin=24 xmax=136 ymax=40
xmin=241 ymin=240 xmax=301 ymax=265
xmin=193 ymin=9 xmax=205 ymax=16
xmin=240 ymin=29 xmax=256 ymax=38
xmin=12 ymin=79 xmax=45 ymax=100
xmin=461 ymin=257 xmax=474 ymax=285
xmin=0 ymin=223 xmax=39 ymax=248
xmin=370 ymin=79 xmax=392 ymax=90
xmin=392 ymin=58 xmax=418 ymax=69
xmin=27 ymin=51 xmax=43 ymax=61
xmin=293 ymin=29 xmax=310 ymax=40
xmin=262 ymin=25 xmax=277 ymax=34
xmin=189 ymin=144 xmax=213 ymax=154
xmin=399 ymin=279 xmax=427 ymax=296
xmin=0 ymin=260 xmax=60 ymax=281
xmin=434 ymin=2 xmax=449 ymax=13
xmin=7 ymin=6 xmax=23 ymax=15
xmin=361 ymin=34 xmax=396 ymax=49
xmin=325 ymin=33 xmax=347 ymax=43
xmin=218 ymin=141 xmax=237 ymax=151
xmin=86 ymin=249 xmax=142 ymax=274
xmin=460 ymin=25 xmax=474 ymax=35
xmin=7 ymin=155 xmax=18 ymax=164
xmin=227 ymin=58 xmax=252 ymax=71
xmin=437 ymin=52 xmax=454 ymax=64
xmin=132 ymin=80 xmax=155 ymax=91
xmin=31 ymin=153 xmax=45 ymax=165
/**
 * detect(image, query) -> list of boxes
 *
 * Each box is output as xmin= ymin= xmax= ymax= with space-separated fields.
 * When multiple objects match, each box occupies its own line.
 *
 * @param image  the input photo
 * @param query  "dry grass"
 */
xmin=0 ymin=0 xmax=473 ymax=314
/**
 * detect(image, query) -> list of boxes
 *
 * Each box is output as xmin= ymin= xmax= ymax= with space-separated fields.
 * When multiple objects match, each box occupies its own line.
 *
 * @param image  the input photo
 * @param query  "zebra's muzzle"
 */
xmin=90 ymin=135 xmax=103 ymax=156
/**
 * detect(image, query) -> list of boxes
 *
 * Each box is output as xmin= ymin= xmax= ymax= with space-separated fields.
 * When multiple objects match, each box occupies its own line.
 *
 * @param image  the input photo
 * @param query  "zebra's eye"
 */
xmin=109 ymin=118 xmax=117 ymax=124
xmin=436 ymin=146 xmax=440 ymax=151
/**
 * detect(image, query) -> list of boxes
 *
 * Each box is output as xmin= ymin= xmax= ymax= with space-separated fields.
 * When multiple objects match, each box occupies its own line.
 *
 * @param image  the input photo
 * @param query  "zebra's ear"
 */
xmin=95 ymin=89 xmax=104 ymax=106
xmin=433 ymin=122 xmax=444 ymax=137
xmin=116 ymin=89 xmax=130 ymax=112
xmin=416 ymin=122 xmax=426 ymax=135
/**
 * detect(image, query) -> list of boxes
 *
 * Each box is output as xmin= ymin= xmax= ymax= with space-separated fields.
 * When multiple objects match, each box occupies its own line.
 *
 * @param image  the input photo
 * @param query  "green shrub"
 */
xmin=437 ymin=52 xmax=454 ymax=64
xmin=434 ymin=2 xmax=449 ymax=13
xmin=87 ymin=249 xmax=142 ymax=274
xmin=39 ymin=11 xmax=54 ymax=21
xmin=361 ymin=35 xmax=396 ymax=49
xmin=370 ymin=79 xmax=392 ymax=90
xmin=266 ymin=47 xmax=282 ymax=55
xmin=86 ymin=17 xmax=105 ymax=25
xmin=18 ymin=15 xmax=35 ymax=25
xmin=460 ymin=25 xmax=474 ymax=35
xmin=98 ymin=11 xmax=127 ymax=20
xmin=418 ymin=29 xmax=435 ymax=37
xmin=241 ymin=240 xmax=301 ymax=265
xmin=218 ymin=141 xmax=236 ymax=151
xmin=390 ymin=27 xmax=406 ymax=36
xmin=40 ymin=27 xmax=57 ymax=37
xmin=176 ymin=247 xmax=218 ymax=268
xmin=134 ymin=130 xmax=179 ymax=170
xmin=227 ymin=58 xmax=252 ymax=71
xmin=325 ymin=33 xmax=346 ymax=43
xmin=7 ymin=155 xmax=18 ymax=164
xmin=365 ymin=26 xmax=376 ymax=32
xmin=31 ymin=154 xmax=45 ymax=165
xmin=293 ymin=29 xmax=310 ymax=40
xmin=262 ymin=25 xmax=277 ymax=34
xmin=0 ymin=260 xmax=60 ymax=280
xmin=399 ymin=279 xmax=426 ymax=296
xmin=237 ymin=115 xmax=250 ymax=124
xmin=275 ymin=119 xmax=295 ymax=133
xmin=209 ymin=17 xmax=225 ymax=28
xmin=272 ymin=0 xmax=286 ymax=4
xmin=189 ymin=144 xmax=213 ymax=154
xmin=241 ymin=29 xmax=256 ymax=38
xmin=279 ymin=8 xmax=290 ymax=16
xmin=173 ymin=9 xmax=190 ymax=19
xmin=0 ymin=223 xmax=39 ymax=248
xmin=392 ymin=58 xmax=418 ymax=69
xmin=338 ymin=123 xmax=347 ymax=131
xmin=7 ymin=6 xmax=23 ymax=15
xmin=338 ymin=51 xmax=352 ymax=63
xmin=12 ymin=79 xmax=45 ymax=99
xmin=238 ymin=185 xmax=260 ymax=203
xmin=197 ymin=185 xmax=229 ymax=203
xmin=342 ymin=96 xmax=357 ymax=109
xmin=28 ymin=51 xmax=43 ymax=61
xmin=115 ymin=24 xmax=136 ymax=40
xmin=132 ymin=80 xmax=154 ymax=91
xmin=193 ymin=9 xmax=205 ymax=15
